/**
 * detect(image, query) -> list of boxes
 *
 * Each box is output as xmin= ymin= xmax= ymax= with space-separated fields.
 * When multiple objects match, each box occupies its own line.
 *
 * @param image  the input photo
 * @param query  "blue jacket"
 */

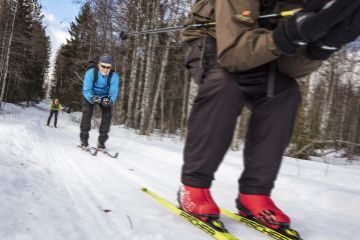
xmin=82 ymin=68 xmax=120 ymax=104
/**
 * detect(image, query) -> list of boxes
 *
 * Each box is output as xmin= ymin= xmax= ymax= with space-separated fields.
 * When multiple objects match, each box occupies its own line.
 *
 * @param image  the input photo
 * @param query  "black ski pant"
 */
xmin=181 ymin=38 xmax=301 ymax=195
xmin=80 ymin=97 xmax=112 ymax=145
xmin=47 ymin=110 xmax=59 ymax=127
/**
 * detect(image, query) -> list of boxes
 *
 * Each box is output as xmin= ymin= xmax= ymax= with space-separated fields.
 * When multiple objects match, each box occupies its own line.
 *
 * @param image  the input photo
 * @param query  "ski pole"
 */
xmin=120 ymin=9 xmax=301 ymax=40
xmin=120 ymin=22 xmax=215 ymax=40
xmin=258 ymin=8 xmax=302 ymax=19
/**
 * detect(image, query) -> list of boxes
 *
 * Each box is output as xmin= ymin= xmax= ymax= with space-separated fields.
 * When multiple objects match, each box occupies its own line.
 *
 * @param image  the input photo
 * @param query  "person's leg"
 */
xmin=98 ymin=104 xmax=112 ymax=148
xmin=179 ymin=38 xmax=245 ymax=220
xmin=47 ymin=111 xmax=54 ymax=126
xmin=235 ymin=73 xmax=301 ymax=229
xmin=80 ymin=98 xmax=94 ymax=146
xmin=239 ymin=74 xmax=301 ymax=195
xmin=181 ymin=38 xmax=245 ymax=188
xmin=54 ymin=111 xmax=58 ymax=127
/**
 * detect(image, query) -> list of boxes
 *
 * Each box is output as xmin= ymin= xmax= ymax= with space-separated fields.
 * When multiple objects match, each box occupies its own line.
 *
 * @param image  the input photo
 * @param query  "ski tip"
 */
xmin=141 ymin=187 xmax=148 ymax=192
xmin=283 ymin=228 xmax=303 ymax=240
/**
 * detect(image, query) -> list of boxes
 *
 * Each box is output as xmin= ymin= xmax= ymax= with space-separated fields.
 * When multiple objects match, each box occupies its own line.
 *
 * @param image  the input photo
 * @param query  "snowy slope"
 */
xmin=0 ymin=101 xmax=359 ymax=240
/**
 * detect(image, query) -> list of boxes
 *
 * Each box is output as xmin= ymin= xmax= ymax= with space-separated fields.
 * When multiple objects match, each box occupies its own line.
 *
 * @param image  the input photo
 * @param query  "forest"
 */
xmin=1 ymin=0 xmax=359 ymax=160
xmin=0 ymin=0 xmax=50 ymax=106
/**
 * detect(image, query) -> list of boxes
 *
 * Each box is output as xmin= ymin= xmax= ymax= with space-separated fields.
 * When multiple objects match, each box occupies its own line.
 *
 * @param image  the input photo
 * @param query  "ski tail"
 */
xmin=141 ymin=187 xmax=238 ymax=240
xmin=221 ymin=208 xmax=302 ymax=240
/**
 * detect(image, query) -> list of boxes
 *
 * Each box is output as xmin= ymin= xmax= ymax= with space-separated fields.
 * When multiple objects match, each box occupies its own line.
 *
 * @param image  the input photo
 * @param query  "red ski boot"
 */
xmin=236 ymin=193 xmax=290 ymax=230
xmin=178 ymin=185 xmax=220 ymax=222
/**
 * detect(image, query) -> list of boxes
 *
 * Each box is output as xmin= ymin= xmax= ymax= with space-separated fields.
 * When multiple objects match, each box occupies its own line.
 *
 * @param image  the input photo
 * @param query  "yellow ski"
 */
xmin=141 ymin=187 xmax=238 ymax=240
xmin=221 ymin=208 xmax=302 ymax=240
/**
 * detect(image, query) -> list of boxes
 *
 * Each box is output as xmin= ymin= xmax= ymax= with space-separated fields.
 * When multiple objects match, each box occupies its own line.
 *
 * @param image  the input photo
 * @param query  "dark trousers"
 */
xmin=47 ymin=110 xmax=59 ymax=127
xmin=181 ymin=38 xmax=301 ymax=195
xmin=80 ymin=97 xmax=112 ymax=145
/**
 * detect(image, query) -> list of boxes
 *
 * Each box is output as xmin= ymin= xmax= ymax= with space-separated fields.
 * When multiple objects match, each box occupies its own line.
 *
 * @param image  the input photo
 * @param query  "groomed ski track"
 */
xmin=1 ymin=101 xmax=359 ymax=240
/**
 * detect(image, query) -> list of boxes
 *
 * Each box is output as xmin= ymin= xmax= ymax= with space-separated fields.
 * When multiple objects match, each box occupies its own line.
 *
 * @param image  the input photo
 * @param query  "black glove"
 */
xmin=273 ymin=0 xmax=360 ymax=55
xmin=101 ymin=97 xmax=112 ymax=107
xmin=92 ymin=96 xmax=101 ymax=104
xmin=307 ymin=7 xmax=360 ymax=60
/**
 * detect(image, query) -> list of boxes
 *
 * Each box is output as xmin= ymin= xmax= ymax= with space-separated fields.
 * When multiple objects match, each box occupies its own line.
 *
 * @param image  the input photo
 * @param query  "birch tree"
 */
xmin=126 ymin=0 xmax=143 ymax=128
xmin=0 ymin=0 xmax=18 ymax=107
xmin=139 ymin=0 xmax=159 ymax=134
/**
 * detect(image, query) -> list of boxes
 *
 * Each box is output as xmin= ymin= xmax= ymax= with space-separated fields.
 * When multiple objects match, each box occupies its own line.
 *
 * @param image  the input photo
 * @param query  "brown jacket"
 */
xmin=180 ymin=0 xmax=321 ymax=78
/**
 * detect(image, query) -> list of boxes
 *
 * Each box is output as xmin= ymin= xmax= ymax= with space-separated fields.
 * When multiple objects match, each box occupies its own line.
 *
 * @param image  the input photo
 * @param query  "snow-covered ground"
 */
xmin=1 ymin=101 xmax=359 ymax=240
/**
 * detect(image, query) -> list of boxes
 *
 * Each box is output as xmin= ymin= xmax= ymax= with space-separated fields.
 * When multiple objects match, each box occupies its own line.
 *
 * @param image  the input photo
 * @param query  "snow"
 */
xmin=1 ymin=101 xmax=360 ymax=240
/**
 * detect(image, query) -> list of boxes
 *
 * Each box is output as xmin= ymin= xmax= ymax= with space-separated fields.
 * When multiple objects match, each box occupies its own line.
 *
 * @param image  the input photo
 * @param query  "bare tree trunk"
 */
xmin=350 ymin=87 xmax=360 ymax=144
xmin=117 ymin=0 xmax=140 ymax=123
xmin=0 ymin=0 xmax=9 ymax=73
xmin=139 ymin=0 xmax=159 ymax=134
xmin=301 ymin=73 xmax=315 ymax=119
xmin=0 ymin=21 xmax=8 ymax=80
xmin=187 ymin=78 xmax=198 ymax=116
xmin=134 ymin=41 xmax=147 ymax=129
xmin=139 ymin=33 xmax=157 ymax=134
xmin=0 ymin=0 xmax=7 ymax=25
xmin=160 ymin=63 xmax=165 ymax=136
xmin=338 ymin=81 xmax=350 ymax=140
xmin=320 ymin=63 xmax=337 ymax=138
xmin=147 ymin=36 xmax=171 ymax=134
xmin=180 ymin=69 xmax=190 ymax=139
xmin=118 ymin=36 xmax=132 ymax=123
xmin=125 ymin=0 xmax=143 ymax=127
xmin=230 ymin=116 xmax=242 ymax=151
xmin=0 ymin=0 xmax=18 ymax=107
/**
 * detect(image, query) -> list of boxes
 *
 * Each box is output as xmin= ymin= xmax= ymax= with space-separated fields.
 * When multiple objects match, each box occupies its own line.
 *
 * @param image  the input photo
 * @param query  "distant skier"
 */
xmin=80 ymin=54 xmax=120 ymax=150
xmin=178 ymin=0 xmax=360 ymax=234
xmin=47 ymin=98 xmax=62 ymax=128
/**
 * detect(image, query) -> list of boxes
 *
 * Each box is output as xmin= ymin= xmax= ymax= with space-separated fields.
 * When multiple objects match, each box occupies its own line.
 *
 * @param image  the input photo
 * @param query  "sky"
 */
xmin=39 ymin=0 xmax=81 ymax=76
xmin=0 ymin=101 xmax=360 ymax=240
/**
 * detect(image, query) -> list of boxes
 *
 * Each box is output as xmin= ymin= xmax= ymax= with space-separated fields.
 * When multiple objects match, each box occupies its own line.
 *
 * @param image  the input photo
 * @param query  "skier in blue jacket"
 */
xmin=80 ymin=54 xmax=120 ymax=149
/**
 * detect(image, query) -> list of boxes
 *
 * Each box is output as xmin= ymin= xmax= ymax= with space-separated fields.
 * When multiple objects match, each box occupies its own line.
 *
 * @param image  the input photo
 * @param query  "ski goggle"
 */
xmin=100 ymin=64 xmax=112 ymax=70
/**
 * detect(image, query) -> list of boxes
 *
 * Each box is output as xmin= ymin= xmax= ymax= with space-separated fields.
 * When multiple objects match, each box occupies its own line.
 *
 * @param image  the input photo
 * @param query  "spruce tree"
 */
xmin=52 ymin=2 xmax=97 ymax=111
xmin=2 ymin=0 xmax=50 ymax=105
